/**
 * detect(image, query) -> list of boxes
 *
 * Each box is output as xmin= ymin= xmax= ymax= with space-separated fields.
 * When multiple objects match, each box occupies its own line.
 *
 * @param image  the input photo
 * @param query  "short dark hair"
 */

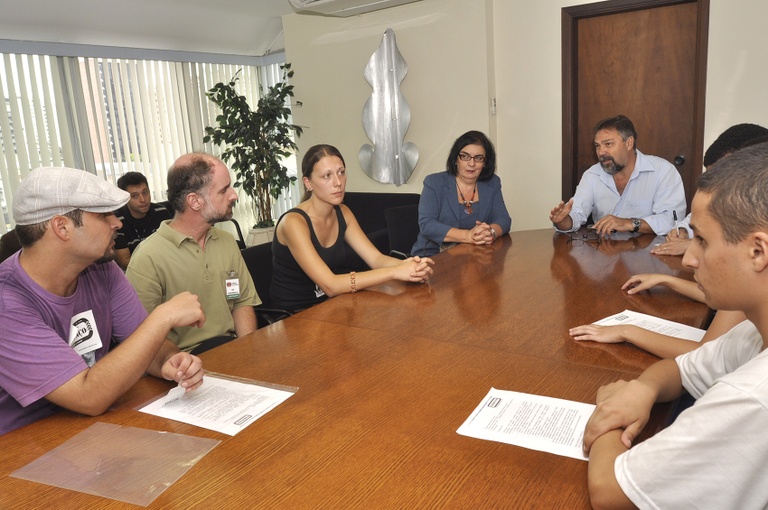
xmin=445 ymin=130 xmax=497 ymax=181
xmin=300 ymin=144 xmax=346 ymax=202
xmin=117 ymin=171 xmax=149 ymax=191
xmin=167 ymin=154 xmax=214 ymax=213
xmin=697 ymin=141 xmax=768 ymax=244
xmin=16 ymin=209 xmax=83 ymax=248
xmin=703 ymin=123 xmax=768 ymax=168
xmin=594 ymin=115 xmax=638 ymax=150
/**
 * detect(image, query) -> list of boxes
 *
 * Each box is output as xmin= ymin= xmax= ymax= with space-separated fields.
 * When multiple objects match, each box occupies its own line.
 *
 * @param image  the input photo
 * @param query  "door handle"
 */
xmin=673 ymin=155 xmax=685 ymax=165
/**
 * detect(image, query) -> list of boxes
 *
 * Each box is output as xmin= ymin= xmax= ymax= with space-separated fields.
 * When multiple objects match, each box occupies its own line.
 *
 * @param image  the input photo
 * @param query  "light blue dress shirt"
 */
xmin=559 ymin=150 xmax=686 ymax=235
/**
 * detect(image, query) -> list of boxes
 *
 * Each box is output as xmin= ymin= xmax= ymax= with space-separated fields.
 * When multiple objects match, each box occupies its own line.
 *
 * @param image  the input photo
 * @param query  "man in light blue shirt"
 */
xmin=550 ymin=115 xmax=686 ymax=237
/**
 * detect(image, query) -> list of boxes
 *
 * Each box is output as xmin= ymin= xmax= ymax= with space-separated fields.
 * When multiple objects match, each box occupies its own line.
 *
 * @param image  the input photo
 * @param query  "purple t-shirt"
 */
xmin=0 ymin=252 xmax=147 ymax=435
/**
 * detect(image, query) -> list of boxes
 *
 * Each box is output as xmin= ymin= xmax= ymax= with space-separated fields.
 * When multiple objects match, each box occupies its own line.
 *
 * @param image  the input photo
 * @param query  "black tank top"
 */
xmin=270 ymin=206 xmax=348 ymax=312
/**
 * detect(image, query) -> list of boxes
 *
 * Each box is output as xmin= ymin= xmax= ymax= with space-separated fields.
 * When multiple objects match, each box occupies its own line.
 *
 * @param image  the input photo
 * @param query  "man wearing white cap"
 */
xmin=0 ymin=167 xmax=207 ymax=436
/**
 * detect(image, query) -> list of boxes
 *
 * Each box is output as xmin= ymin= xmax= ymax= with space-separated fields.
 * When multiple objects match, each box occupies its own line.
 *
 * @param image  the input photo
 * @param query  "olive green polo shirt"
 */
xmin=126 ymin=221 xmax=260 ymax=351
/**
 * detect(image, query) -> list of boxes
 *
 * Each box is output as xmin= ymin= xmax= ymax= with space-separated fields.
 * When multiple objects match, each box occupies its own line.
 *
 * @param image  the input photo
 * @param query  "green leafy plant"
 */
xmin=204 ymin=64 xmax=302 ymax=228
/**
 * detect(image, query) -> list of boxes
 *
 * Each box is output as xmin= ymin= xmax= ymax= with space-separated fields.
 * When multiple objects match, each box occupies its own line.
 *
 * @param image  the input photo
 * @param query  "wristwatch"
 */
xmin=631 ymin=218 xmax=641 ymax=233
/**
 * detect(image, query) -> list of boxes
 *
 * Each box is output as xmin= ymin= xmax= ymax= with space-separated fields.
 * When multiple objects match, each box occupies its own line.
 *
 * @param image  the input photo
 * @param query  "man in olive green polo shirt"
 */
xmin=126 ymin=153 xmax=259 ymax=353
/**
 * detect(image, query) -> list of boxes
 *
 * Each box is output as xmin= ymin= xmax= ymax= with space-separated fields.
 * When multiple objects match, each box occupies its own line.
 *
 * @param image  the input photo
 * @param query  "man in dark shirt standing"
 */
xmin=114 ymin=172 xmax=172 ymax=270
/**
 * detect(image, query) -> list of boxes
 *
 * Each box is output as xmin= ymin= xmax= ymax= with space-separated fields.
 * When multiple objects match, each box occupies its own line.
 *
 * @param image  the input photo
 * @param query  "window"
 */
xmin=0 ymin=49 xmax=299 ymax=233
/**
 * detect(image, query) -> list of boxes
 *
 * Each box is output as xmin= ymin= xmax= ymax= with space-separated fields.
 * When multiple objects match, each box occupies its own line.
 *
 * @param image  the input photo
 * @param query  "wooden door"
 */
xmin=562 ymin=0 xmax=709 ymax=211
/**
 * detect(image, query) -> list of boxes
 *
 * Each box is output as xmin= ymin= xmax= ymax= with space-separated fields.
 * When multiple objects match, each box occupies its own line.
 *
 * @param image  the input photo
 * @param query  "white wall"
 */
xmin=703 ymin=0 xmax=768 ymax=151
xmin=491 ymin=0 xmax=590 ymax=231
xmin=284 ymin=0 xmax=768 ymax=231
xmin=283 ymin=0 xmax=490 ymax=195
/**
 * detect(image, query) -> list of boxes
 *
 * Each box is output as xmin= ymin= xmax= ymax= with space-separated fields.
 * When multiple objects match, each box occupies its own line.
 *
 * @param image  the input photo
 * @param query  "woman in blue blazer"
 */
xmin=411 ymin=131 xmax=512 ymax=256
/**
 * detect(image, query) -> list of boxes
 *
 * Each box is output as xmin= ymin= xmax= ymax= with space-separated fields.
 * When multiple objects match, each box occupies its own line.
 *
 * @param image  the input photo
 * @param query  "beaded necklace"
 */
xmin=456 ymin=180 xmax=477 ymax=215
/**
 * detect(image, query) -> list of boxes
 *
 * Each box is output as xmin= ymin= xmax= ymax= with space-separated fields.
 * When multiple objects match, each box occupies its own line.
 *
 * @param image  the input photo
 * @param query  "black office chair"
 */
xmin=240 ymin=243 xmax=292 ymax=328
xmin=0 ymin=228 xmax=20 ymax=263
xmin=384 ymin=204 xmax=420 ymax=259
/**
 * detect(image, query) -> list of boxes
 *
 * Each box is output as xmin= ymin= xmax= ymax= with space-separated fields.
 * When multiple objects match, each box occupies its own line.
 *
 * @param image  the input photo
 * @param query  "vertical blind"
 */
xmin=0 ymin=53 xmax=300 ymax=233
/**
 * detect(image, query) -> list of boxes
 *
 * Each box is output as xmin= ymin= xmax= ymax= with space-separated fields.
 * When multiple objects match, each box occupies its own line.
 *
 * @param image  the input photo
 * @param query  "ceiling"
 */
xmin=0 ymin=0 xmax=297 ymax=57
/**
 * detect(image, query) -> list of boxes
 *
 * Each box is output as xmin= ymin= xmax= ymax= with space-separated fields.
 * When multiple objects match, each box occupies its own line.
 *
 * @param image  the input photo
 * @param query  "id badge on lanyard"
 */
xmin=225 ymin=270 xmax=241 ymax=299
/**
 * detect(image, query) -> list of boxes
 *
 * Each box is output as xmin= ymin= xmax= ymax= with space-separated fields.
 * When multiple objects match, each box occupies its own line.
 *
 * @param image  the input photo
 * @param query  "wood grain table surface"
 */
xmin=0 ymin=229 xmax=709 ymax=509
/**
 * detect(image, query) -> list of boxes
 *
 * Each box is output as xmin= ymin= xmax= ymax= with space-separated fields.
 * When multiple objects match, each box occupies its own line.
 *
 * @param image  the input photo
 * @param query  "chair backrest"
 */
xmin=216 ymin=218 xmax=247 ymax=250
xmin=240 ymin=242 xmax=274 ymax=305
xmin=0 ymin=228 xmax=20 ymax=264
xmin=384 ymin=204 xmax=420 ymax=257
xmin=343 ymin=192 xmax=420 ymax=235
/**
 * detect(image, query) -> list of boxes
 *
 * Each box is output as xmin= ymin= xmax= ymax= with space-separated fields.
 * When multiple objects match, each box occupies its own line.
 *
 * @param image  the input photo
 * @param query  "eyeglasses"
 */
xmin=567 ymin=232 xmax=600 ymax=244
xmin=458 ymin=152 xmax=486 ymax=163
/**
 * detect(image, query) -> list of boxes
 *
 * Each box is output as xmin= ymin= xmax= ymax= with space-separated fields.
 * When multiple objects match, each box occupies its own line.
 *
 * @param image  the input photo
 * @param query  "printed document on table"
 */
xmin=595 ymin=309 xmax=705 ymax=342
xmin=458 ymin=388 xmax=595 ymax=460
xmin=139 ymin=373 xmax=296 ymax=436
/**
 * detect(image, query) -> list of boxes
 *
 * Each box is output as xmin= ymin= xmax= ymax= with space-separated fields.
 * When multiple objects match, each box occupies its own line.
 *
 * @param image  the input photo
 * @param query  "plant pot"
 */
xmin=246 ymin=226 xmax=275 ymax=247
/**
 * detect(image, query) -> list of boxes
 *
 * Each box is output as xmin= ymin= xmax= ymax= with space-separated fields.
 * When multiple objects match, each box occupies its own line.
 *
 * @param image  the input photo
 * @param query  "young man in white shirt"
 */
xmin=584 ymin=141 xmax=768 ymax=509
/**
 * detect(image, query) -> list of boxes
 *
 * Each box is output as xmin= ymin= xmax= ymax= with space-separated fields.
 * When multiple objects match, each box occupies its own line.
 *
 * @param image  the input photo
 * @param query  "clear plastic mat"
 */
xmin=11 ymin=422 xmax=220 ymax=506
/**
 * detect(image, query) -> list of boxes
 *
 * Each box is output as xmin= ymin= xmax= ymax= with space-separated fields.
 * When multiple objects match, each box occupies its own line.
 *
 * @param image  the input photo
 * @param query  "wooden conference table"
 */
xmin=0 ymin=229 xmax=709 ymax=509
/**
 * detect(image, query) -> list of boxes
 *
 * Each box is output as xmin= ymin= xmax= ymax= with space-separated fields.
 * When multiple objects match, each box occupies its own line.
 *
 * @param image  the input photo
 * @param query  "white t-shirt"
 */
xmin=615 ymin=320 xmax=768 ymax=509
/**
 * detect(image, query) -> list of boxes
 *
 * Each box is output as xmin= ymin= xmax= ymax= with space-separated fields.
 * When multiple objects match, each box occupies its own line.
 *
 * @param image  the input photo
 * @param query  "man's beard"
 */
xmin=203 ymin=201 xmax=236 ymax=225
xmin=95 ymin=249 xmax=116 ymax=264
xmin=600 ymin=156 xmax=624 ymax=175
xmin=96 ymin=236 xmax=117 ymax=264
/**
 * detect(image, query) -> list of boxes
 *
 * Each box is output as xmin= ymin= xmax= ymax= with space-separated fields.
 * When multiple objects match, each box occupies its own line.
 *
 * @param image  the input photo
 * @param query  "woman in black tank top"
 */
xmin=270 ymin=144 xmax=435 ymax=312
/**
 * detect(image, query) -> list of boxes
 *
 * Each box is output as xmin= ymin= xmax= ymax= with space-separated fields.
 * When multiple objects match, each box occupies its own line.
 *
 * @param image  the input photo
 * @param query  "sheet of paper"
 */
xmin=457 ymin=388 xmax=594 ymax=460
xmin=139 ymin=373 xmax=296 ymax=436
xmin=594 ymin=309 xmax=706 ymax=342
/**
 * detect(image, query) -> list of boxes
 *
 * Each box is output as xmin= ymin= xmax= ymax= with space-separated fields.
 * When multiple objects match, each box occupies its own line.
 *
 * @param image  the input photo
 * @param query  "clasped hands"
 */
xmin=467 ymin=221 xmax=496 ymax=245
xmin=582 ymin=379 xmax=656 ymax=456
xmin=402 ymin=255 xmax=435 ymax=282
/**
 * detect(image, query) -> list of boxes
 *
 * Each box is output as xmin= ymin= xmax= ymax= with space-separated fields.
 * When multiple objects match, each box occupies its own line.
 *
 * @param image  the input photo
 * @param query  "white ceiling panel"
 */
xmin=0 ymin=0 xmax=295 ymax=56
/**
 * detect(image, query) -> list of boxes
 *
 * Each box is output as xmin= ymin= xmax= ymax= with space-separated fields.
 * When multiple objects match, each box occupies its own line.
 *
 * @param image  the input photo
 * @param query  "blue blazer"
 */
xmin=411 ymin=172 xmax=512 ymax=256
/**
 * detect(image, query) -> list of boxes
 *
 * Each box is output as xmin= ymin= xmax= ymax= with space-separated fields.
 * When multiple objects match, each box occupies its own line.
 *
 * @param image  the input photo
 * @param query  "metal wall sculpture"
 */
xmin=359 ymin=29 xmax=418 ymax=185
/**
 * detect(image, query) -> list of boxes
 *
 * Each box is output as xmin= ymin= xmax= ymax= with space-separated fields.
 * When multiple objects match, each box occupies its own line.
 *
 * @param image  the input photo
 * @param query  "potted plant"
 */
xmin=204 ymin=64 xmax=302 ymax=235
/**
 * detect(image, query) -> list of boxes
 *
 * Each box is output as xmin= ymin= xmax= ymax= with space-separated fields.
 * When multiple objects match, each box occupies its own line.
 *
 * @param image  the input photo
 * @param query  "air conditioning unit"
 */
xmin=288 ymin=0 xmax=422 ymax=17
